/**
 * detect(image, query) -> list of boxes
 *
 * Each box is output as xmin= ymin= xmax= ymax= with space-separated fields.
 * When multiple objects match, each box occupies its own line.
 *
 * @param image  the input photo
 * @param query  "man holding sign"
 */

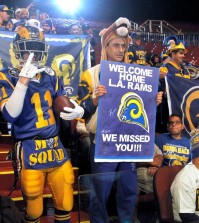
xmin=78 ymin=17 xmax=162 ymax=223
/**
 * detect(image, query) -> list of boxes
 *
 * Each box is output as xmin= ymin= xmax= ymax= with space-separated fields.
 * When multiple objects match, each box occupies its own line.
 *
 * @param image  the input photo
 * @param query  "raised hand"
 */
xmin=19 ymin=53 xmax=45 ymax=79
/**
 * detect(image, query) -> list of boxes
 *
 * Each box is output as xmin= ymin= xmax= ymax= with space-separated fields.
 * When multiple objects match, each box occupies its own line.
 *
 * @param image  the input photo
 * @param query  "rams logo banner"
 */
xmin=95 ymin=61 xmax=159 ymax=162
xmin=0 ymin=31 xmax=90 ymax=97
xmin=166 ymin=74 xmax=199 ymax=138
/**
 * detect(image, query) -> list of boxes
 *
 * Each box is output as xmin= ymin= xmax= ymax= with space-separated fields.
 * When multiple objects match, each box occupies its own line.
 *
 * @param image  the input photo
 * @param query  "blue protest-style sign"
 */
xmin=95 ymin=60 xmax=159 ymax=162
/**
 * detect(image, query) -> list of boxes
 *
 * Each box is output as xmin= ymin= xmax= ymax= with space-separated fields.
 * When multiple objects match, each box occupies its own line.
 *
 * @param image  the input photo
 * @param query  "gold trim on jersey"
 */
xmin=0 ymin=72 xmax=15 ymax=89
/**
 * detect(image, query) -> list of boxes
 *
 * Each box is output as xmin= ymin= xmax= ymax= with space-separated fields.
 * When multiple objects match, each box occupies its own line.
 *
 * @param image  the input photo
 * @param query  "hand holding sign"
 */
xmin=94 ymin=85 xmax=107 ymax=97
xmin=156 ymin=91 xmax=163 ymax=106
xmin=19 ymin=53 xmax=45 ymax=79
xmin=93 ymin=84 xmax=107 ymax=106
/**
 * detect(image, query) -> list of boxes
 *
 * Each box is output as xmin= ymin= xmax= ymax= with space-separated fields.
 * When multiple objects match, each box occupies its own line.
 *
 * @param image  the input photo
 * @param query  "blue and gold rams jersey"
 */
xmin=160 ymin=61 xmax=190 ymax=79
xmin=0 ymin=67 xmax=65 ymax=140
xmin=128 ymin=44 xmax=147 ymax=65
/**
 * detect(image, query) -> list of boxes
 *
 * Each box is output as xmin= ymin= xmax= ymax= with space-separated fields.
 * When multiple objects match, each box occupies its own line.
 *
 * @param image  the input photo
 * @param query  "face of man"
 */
xmin=19 ymin=11 xmax=29 ymax=20
xmin=154 ymin=56 xmax=160 ymax=63
xmin=68 ymin=25 xmax=82 ymax=34
xmin=15 ymin=11 xmax=21 ymax=20
xmin=133 ymin=38 xmax=141 ymax=46
xmin=43 ymin=23 xmax=51 ymax=32
xmin=167 ymin=116 xmax=184 ymax=137
xmin=22 ymin=52 xmax=42 ymax=63
xmin=106 ymin=38 xmax=126 ymax=62
xmin=40 ymin=14 xmax=48 ymax=21
xmin=172 ymin=50 xmax=185 ymax=65
xmin=0 ymin=10 xmax=11 ymax=23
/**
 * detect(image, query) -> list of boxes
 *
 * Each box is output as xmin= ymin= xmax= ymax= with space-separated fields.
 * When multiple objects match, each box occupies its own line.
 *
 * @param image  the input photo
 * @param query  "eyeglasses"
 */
xmin=167 ymin=121 xmax=182 ymax=126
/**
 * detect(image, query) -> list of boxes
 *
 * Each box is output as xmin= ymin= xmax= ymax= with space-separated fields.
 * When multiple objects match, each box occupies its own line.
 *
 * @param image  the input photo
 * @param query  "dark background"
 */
xmin=2 ymin=0 xmax=199 ymax=23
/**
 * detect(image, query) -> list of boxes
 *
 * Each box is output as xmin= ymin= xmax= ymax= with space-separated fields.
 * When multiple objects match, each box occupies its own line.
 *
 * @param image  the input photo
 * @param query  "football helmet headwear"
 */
xmin=13 ymin=25 xmax=48 ymax=65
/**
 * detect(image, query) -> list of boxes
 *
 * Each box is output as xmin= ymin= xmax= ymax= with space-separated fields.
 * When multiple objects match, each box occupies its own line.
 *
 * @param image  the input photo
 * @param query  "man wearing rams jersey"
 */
xmin=0 ymin=20 xmax=84 ymax=223
xmin=159 ymin=40 xmax=190 ymax=79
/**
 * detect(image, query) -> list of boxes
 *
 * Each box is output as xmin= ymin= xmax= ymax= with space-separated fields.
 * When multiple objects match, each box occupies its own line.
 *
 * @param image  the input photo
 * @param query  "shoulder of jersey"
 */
xmin=8 ymin=67 xmax=20 ymax=78
xmin=42 ymin=67 xmax=55 ymax=76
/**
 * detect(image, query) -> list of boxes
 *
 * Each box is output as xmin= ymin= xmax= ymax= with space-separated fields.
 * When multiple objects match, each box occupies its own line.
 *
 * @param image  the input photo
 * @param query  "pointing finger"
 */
xmin=26 ymin=53 xmax=34 ymax=66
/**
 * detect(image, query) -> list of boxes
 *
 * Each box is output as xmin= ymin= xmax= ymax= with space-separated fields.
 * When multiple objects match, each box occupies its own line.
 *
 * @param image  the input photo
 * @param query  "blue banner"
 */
xmin=166 ymin=74 xmax=199 ymax=138
xmin=0 ymin=31 xmax=90 ymax=97
xmin=95 ymin=61 xmax=159 ymax=162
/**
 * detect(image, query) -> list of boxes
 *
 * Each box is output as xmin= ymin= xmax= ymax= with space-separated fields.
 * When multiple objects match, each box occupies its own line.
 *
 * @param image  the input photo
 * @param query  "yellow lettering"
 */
xmin=29 ymin=153 xmax=38 ymax=165
xmin=28 ymin=148 xmax=65 ymax=166
xmin=163 ymin=145 xmax=177 ymax=152
xmin=54 ymin=150 xmax=60 ymax=160
xmin=37 ymin=151 xmax=48 ymax=164
xmin=164 ymin=153 xmax=189 ymax=163
xmin=177 ymin=147 xmax=190 ymax=155
xmin=41 ymin=140 xmax=47 ymax=149
xmin=31 ymin=90 xmax=56 ymax=129
xmin=57 ymin=148 xmax=65 ymax=160
xmin=47 ymin=149 xmax=55 ymax=162
xmin=44 ymin=90 xmax=55 ymax=125
xmin=35 ymin=140 xmax=47 ymax=151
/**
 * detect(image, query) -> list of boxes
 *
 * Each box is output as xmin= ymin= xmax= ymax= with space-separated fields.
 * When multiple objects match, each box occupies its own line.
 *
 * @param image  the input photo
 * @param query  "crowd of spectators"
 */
xmin=0 ymin=3 xmax=96 ymax=36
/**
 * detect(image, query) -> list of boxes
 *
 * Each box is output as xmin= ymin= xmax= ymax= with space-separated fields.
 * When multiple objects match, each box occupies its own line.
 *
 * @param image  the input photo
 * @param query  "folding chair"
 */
xmin=153 ymin=166 xmax=183 ymax=223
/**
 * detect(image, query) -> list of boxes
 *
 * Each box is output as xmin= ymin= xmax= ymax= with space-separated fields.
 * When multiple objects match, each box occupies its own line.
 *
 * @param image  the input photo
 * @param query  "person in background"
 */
xmin=0 ymin=5 xmax=13 ymax=31
xmin=128 ymin=32 xmax=147 ymax=65
xmin=10 ymin=2 xmax=36 ymax=29
xmin=10 ymin=8 xmax=21 ymax=25
xmin=150 ymin=54 xmax=162 ymax=67
xmin=0 ymin=20 xmax=84 ymax=223
xmin=67 ymin=22 xmax=82 ymax=35
xmin=155 ymin=114 xmax=191 ymax=166
xmin=157 ymin=39 xmax=189 ymax=133
xmin=29 ymin=8 xmax=38 ymax=20
xmin=12 ymin=8 xmax=29 ymax=31
xmin=82 ymin=23 xmax=96 ymax=66
xmin=160 ymin=39 xmax=190 ymax=80
xmin=39 ymin=12 xmax=49 ymax=26
xmin=137 ymin=144 xmax=163 ymax=194
xmin=171 ymin=131 xmax=199 ymax=222
xmin=42 ymin=18 xmax=55 ymax=34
